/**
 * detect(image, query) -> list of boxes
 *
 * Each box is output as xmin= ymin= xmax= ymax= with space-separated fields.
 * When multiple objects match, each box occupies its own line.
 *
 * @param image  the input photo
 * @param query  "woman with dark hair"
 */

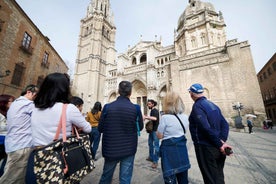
xmin=0 ymin=94 xmax=15 ymax=176
xmin=26 ymin=73 xmax=91 ymax=183
xmin=86 ymin=101 xmax=102 ymax=161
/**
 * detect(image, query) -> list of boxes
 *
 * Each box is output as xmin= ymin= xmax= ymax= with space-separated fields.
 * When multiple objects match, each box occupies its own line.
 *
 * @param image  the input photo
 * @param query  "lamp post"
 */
xmin=232 ymin=102 xmax=244 ymax=129
xmin=0 ymin=70 xmax=11 ymax=78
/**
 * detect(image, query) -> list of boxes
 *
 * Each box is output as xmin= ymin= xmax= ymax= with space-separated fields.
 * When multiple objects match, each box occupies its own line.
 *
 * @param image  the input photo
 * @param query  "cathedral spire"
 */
xmin=87 ymin=0 xmax=111 ymax=17
xmin=86 ymin=0 xmax=114 ymax=25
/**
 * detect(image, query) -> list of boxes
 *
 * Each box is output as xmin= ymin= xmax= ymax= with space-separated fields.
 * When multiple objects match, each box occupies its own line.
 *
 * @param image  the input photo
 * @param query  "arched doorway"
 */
xmin=131 ymin=80 xmax=147 ymax=115
xmin=108 ymin=92 xmax=116 ymax=103
xmin=159 ymin=85 xmax=167 ymax=112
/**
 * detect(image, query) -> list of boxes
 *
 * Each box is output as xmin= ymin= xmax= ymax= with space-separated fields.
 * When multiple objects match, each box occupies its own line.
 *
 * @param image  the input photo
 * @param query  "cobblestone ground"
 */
xmin=81 ymin=127 xmax=276 ymax=184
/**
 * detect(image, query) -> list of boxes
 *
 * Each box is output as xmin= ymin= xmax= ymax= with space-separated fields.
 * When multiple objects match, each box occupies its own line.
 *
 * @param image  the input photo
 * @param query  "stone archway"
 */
xmin=108 ymin=92 xmax=117 ymax=103
xmin=130 ymin=80 xmax=147 ymax=115
xmin=159 ymin=85 xmax=167 ymax=112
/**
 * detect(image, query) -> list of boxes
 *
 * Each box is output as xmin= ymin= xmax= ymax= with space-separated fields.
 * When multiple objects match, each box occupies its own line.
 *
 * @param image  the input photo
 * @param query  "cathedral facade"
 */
xmin=73 ymin=0 xmax=265 ymax=123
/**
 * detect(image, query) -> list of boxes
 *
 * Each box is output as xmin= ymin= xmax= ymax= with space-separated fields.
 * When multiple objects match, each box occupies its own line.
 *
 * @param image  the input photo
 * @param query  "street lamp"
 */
xmin=232 ymin=102 xmax=244 ymax=129
xmin=0 ymin=70 xmax=11 ymax=78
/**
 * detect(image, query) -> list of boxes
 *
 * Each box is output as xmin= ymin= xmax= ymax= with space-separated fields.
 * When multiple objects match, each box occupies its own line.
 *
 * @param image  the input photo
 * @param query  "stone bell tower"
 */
xmin=175 ymin=0 xmax=226 ymax=57
xmin=73 ymin=0 xmax=116 ymax=112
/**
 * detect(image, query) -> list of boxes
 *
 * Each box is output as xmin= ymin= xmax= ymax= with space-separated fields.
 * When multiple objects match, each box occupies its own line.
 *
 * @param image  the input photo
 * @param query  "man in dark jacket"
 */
xmin=188 ymin=83 xmax=232 ymax=184
xmin=98 ymin=81 xmax=143 ymax=184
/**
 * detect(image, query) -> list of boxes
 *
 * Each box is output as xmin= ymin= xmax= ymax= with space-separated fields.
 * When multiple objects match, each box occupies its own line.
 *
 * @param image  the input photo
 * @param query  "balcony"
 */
xmin=41 ymin=61 xmax=50 ymax=69
xmin=19 ymin=44 xmax=33 ymax=55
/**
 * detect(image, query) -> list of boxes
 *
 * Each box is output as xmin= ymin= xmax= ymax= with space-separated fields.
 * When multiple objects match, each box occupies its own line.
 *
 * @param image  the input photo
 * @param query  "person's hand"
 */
xmin=143 ymin=115 xmax=148 ymax=120
xmin=220 ymin=142 xmax=233 ymax=156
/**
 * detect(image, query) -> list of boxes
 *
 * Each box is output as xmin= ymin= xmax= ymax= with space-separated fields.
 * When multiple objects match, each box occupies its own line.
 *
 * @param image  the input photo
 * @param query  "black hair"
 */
xmin=91 ymin=101 xmax=102 ymax=114
xmin=70 ymin=96 xmax=84 ymax=107
xmin=21 ymin=84 xmax=37 ymax=96
xmin=147 ymin=99 xmax=157 ymax=107
xmin=34 ymin=73 xmax=71 ymax=109
xmin=118 ymin=81 xmax=132 ymax=97
xmin=0 ymin=94 xmax=15 ymax=117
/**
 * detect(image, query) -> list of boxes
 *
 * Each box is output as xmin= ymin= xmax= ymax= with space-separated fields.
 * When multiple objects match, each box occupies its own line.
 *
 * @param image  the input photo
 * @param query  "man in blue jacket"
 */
xmin=188 ymin=83 xmax=232 ymax=184
xmin=98 ymin=81 xmax=144 ymax=184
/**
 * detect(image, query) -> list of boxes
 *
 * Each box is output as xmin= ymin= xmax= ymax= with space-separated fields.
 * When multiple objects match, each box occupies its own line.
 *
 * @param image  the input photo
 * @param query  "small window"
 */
xmin=191 ymin=36 xmax=197 ymax=48
xmin=41 ymin=52 xmax=49 ymax=68
xmin=259 ymin=76 xmax=263 ymax=82
xmin=132 ymin=57 xmax=137 ymax=65
xmin=267 ymin=67 xmax=272 ymax=75
xmin=0 ymin=19 xmax=4 ymax=32
xmin=263 ymin=72 xmax=267 ymax=79
xmin=22 ymin=32 xmax=32 ymax=49
xmin=201 ymin=33 xmax=206 ymax=45
xmin=273 ymin=62 xmax=276 ymax=71
xmin=42 ymin=52 xmax=49 ymax=65
xmin=140 ymin=54 xmax=147 ymax=63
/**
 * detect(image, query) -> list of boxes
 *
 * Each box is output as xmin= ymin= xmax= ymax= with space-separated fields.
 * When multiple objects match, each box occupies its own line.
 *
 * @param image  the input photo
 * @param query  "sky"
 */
xmin=15 ymin=0 xmax=276 ymax=74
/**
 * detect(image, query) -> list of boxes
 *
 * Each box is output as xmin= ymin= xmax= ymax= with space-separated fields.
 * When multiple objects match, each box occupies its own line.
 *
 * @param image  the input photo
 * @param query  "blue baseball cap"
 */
xmin=188 ymin=83 xmax=204 ymax=94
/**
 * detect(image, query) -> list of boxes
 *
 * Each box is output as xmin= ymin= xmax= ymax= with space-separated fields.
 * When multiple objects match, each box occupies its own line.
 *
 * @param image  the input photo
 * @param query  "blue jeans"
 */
xmin=148 ymin=131 xmax=159 ymax=163
xmin=99 ymin=155 xmax=135 ymax=184
xmin=90 ymin=127 xmax=101 ymax=159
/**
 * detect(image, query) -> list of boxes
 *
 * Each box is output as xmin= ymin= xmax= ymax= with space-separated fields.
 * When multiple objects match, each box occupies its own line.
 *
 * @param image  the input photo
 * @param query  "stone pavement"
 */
xmin=81 ymin=127 xmax=276 ymax=184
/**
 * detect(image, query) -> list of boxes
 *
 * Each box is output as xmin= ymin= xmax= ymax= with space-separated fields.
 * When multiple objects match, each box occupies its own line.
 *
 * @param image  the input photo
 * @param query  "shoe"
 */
xmin=146 ymin=157 xmax=152 ymax=162
xmin=151 ymin=163 xmax=158 ymax=169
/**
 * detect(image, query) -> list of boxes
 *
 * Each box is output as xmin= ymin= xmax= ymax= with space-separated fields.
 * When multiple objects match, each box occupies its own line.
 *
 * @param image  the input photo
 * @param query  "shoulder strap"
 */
xmin=174 ymin=114 xmax=186 ymax=134
xmin=134 ymin=104 xmax=141 ymax=136
xmin=54 ymin=104 xmax=68 ymax=141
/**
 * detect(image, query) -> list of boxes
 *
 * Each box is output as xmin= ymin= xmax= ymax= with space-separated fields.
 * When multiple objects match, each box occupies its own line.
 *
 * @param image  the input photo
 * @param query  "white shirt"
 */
xmin=31 ymin=103 xmax=91 ymax=146
xmin=157 ymin=113 xmax=189 ymax=140
xmin=5 ymin=96 xmax=34 ymax=153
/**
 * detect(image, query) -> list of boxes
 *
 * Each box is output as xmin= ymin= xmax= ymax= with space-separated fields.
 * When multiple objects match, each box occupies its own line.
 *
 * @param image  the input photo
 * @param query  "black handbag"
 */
xmin=34 ymin=104 xmax=94 ymax=184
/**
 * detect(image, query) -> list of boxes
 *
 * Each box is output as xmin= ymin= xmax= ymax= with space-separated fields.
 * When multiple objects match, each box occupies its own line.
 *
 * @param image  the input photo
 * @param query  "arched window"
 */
xmin=140 ymin=54 xmax=147 ymax=63
xmin=161 ymin=58 xmax=164 ymax=65
xmin=157 ymin=59 xmax=160 ymax=65
xmin=201 ymin=33 xmax=206 ymax=45
xmin=85 ymin=27 xmax=89 ymax=36
xmin=132 ymin=57 xmax=137 ymax=65
xmin=191 ymin=36 xmax=197 ymax=48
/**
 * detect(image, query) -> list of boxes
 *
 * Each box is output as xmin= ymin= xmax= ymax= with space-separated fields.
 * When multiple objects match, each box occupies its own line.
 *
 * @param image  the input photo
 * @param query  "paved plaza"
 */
xmin=81 ymin=127 xmax=276 ymax=184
